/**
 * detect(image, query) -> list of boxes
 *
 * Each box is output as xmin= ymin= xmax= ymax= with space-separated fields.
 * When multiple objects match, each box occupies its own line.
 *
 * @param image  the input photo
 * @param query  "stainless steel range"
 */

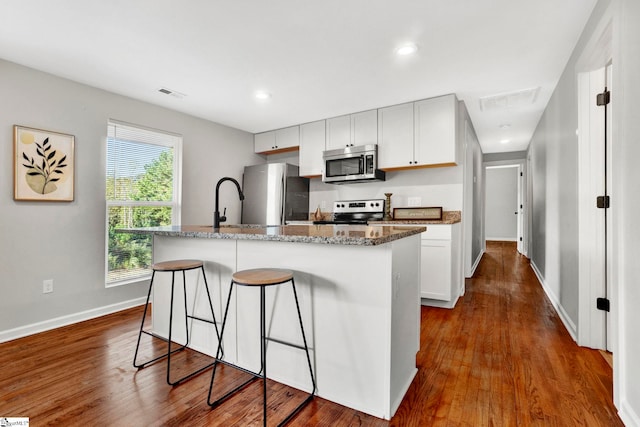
xmin=313 ymin=199 xmax=385 ymax=225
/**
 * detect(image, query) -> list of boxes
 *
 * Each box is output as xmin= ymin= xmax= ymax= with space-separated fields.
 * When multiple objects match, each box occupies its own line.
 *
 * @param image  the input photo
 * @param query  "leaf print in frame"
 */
xmin=14 ymin=125 xmax=75 ymax=201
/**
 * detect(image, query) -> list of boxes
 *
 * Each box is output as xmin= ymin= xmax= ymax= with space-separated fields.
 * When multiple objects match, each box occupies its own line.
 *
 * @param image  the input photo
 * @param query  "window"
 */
xmin=106 ymin=121 xmax=182 ymax=286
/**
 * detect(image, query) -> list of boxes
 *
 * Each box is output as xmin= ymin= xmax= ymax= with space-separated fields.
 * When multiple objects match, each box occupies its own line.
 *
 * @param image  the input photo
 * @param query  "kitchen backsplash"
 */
xmin=268 ymin=152 xmax=464 ymax=214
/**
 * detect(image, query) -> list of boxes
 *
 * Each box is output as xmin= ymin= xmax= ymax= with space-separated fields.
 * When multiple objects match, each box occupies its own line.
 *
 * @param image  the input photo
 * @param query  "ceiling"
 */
xmin=0 ymin=0 xmax=597 ymax=153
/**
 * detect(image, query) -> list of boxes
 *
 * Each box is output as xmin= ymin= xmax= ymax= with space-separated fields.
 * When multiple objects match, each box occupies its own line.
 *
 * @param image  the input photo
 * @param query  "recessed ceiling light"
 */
xmin=499 ymin=124 xmax=511 ymax=129
xmin=500 ymin=139 xmax=510 ymax=144
xmin=396 ymin=43 xmax=418 ymax=56
xmin=255 ymin=90 xmax=272 ymax=100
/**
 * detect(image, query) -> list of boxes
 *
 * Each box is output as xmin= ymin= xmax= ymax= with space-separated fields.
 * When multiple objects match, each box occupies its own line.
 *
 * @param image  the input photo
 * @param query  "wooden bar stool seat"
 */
xmin=133 ymin=259 xmax=222 ymax=386
xmin=207 ymin=268 xmax=316 ymax=426
xmin=232 ymin=268 xmax=293 ymax=286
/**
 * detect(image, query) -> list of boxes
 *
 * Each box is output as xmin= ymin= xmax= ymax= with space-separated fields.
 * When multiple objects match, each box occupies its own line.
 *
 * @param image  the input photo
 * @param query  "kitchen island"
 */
xmin=123 ymin=224 xmax=425 ymax=419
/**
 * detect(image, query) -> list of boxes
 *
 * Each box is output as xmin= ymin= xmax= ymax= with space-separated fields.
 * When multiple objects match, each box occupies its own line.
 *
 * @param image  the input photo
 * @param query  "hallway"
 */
xmin=392 ymin=241 xmax=623 ymax=425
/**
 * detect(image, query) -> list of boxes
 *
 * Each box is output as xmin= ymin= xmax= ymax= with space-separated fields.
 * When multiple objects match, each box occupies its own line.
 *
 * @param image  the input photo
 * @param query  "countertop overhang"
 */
xmin=119 ymin=224 xmax=426 ymax=246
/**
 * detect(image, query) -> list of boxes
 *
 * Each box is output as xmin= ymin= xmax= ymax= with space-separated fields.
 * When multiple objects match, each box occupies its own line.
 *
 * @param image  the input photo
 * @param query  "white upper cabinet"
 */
xmin=254 ymin=125 xmax=300 ymax=154
xmin=326 ymin=109 xmax=377 ymax=150
xmin=299 ymin=120 xmax=326 ymax=177
xmin=325 ymin=114 xmax=350 ymax=150
xmin=377 ymin=95 xmax=458 ymax=170
xmin=414 ymin=94 xmax=458 ymax=166
xmin=351 ymin=110 xmax=378 ymax=146
xmin=254 ymin=131 xmax=276 ymax=153
xmin=377 ymin=102 xmax=414 ymax=170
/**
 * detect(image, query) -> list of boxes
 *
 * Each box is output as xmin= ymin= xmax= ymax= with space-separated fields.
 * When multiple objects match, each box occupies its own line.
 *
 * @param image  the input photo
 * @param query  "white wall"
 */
xmin=529 ymin=0 xmax=640 ymax=423
xmin=0 ymin=59 xmax=262 ymax=338
xmin=485 ymin=167 xmax=518 ymax=241
xmin=464 ymin=111 xmax=485 ymax=277
xmin=527 ymin=1 xmax=611 ymax=333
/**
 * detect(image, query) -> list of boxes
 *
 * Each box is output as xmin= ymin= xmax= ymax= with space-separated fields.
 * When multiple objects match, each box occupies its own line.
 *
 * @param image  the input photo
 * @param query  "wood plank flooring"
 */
xmin=0 ymin=241 xmax=623 ymax=426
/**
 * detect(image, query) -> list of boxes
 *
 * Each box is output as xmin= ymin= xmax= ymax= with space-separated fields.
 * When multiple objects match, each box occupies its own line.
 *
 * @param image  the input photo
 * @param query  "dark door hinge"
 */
xmin=597 ymin=89 xmax=610 ymax=106
xmin=519 ymin=237 xmax=523 ymax=242
xmin=520 ymin=172 xmax=523 ymax=176
xmin=596 ymin=196 xmax=610 ymax=209
xmin=597 ymin=297 xmax=610 ymax=312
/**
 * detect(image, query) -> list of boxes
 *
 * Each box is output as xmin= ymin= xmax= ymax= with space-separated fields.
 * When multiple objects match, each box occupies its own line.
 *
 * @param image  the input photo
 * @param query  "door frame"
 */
xmin=483 ymin=160 xmax=527 ymax=256
xmin=575 ymin=10 xmax=613 ymax=352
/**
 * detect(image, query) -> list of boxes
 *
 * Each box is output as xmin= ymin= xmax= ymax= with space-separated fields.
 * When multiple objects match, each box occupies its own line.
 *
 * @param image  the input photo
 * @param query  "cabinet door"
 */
xmin=275 ymin=125 xmax=300 ymax=149
xmin=254 ymin=131 xmax=276 ymax=153
xmin=325 ymin=115 xmax=351 ymax=150
xmin=414 ymin=94 xmax=458 ymax=166
xmin=420 ymin=239 xmax=452 ymax=300
xmin=377 ymin=102 xmax=414 ymax=169
xmin=299 ymin=120 xmax=326 ymax=177
xmin=351 ymin=109 xmax=378 ymax=146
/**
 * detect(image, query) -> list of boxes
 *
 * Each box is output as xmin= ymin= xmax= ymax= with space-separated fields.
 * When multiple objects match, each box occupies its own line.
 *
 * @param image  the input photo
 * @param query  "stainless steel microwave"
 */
xmin=322 ymin=144 xmax=386 ymax=184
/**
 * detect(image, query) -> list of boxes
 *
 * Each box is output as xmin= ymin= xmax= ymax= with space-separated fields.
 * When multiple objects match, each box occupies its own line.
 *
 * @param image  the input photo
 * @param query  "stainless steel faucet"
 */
xmin=214 ymin=177 xmax=244 ymax=229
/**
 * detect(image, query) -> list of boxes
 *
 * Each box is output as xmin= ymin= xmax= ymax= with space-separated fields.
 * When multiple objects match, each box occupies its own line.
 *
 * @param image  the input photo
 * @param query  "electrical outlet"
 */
xmin=408 ymin=197 xmax=421 ymax=207
xmin=321 ymin=200 xmax=327 ymax=209
xmin=43 ymin=279 xmax=53 ymax=294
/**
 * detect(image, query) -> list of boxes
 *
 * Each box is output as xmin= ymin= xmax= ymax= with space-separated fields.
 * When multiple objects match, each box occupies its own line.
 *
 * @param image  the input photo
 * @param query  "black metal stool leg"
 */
xmin=166 ymin=271 xmax=176 ymax=385
xmin=278 ymin=278 xmax=317 ymax=426
xmin=261 ymin=285 xmax=268 ymax=427
xmin=207 ymin=281 xmax=259 ymax=407
xmin=182 ymin=270 xmax=190 ymax=347
xmin=201 ymin=265 xmax=223 ymax=358
xmin=133 ymin=271 xmax=155 ymax=368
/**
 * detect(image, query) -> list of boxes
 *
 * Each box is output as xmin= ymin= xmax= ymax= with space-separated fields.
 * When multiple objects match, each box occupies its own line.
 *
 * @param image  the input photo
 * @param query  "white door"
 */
xmin=485 ymin=166 xmax=519 ymax=242
xmin=577 ymin=64 xmax=613 ymax=351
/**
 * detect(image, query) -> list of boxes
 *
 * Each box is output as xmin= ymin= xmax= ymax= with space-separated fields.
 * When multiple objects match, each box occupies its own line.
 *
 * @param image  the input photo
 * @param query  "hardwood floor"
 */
xmin=0 ymin=241 xmax=623 ymax=426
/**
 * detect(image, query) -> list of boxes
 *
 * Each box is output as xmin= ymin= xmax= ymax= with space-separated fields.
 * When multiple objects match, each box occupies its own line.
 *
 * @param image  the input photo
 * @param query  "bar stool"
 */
xmin=133 ymin=259 xmax=222 ymax=386
xmin=207 ymin=268 xmax=316 ymax=426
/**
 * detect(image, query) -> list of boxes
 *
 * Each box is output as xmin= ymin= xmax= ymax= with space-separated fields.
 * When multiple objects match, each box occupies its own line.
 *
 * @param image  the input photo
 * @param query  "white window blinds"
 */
xmin=106 ymin=121 xmax=182 ymax=286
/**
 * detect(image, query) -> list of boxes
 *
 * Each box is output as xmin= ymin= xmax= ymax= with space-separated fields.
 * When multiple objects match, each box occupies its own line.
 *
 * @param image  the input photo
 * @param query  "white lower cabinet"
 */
xmin=419 ymin=223 xmax=463 ymax=308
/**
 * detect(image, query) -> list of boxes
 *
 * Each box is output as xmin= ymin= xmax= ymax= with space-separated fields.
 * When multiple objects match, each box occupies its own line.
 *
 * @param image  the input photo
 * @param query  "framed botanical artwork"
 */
xmin=14 ymin=125 xmax=75 ymax=201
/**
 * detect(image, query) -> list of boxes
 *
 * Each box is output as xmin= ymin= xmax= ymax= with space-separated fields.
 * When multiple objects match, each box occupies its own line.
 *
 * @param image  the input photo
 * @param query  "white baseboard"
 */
xmin=529 ymin=261 xmax=577 ymax=341
xmin=485 ymin=237 xmax=518 ymax=242
xmin=421 ymin=296 xmax=459 ymax=309
xmin=0 ymin=297 xmax=146 ymax=343
xmin=620 ymin=398 xmax=640 ymax=427
xmin=467 ymin=248 xmax=485 ymax=278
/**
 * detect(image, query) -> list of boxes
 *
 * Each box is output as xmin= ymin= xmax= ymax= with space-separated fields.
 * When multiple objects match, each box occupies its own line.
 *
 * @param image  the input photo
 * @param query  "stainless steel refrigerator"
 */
xmin=241 ymin=163 xmax=309 ymax=225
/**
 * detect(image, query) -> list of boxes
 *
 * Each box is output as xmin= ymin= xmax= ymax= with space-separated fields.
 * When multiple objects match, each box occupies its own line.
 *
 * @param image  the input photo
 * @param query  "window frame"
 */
xmin=105 ymin=120 xmax=182 ymax=288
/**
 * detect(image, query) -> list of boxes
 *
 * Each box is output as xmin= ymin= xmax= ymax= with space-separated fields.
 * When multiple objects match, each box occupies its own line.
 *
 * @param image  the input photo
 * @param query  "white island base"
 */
xmin=150 ymin=231 xmax=420 ymax=419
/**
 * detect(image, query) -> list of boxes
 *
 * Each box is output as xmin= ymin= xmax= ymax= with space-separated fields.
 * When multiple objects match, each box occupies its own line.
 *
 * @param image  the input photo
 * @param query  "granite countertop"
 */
xmin=369 ymin=210 xmax=461 ymax=225
xmin=119 ymin=224 xmax=426 ymax=246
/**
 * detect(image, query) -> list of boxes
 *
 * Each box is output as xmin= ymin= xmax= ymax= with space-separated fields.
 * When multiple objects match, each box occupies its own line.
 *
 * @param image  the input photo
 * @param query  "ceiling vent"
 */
xmin=157 ymin=87 xmax=186 ymax=99
xmin=479 ymin=87 xmax=540 ymax=112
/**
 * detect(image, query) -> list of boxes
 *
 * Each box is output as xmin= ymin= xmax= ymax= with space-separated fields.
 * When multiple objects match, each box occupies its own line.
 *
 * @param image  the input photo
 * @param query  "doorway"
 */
xmin=484 ymin=162 xmax=526 ymax=256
